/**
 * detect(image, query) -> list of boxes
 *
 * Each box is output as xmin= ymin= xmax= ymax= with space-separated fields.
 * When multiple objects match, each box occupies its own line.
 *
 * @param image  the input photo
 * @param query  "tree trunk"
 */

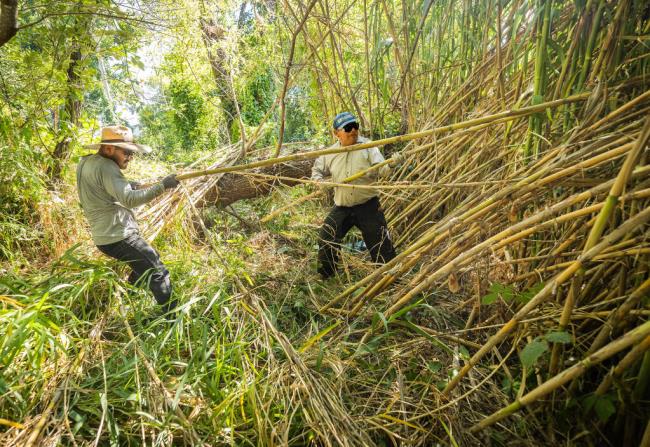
xmin=201 ymin=159 xmax=314 ymax=208
xmin=200 ymin=19 xmax=238 ymax=142
xmin=0 ymin=0 xmax=18 ymax=47
xmin=48 ymin=48 xmax=83 ymax=183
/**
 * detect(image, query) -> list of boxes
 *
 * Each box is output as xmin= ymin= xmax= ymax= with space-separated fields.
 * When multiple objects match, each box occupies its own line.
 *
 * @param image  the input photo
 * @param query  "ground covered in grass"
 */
xmin=0 ymin=185 xmax=529 ymax=446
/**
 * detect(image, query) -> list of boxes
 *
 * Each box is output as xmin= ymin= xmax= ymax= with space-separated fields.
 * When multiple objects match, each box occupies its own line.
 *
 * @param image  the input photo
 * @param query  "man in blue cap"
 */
xmin=311 ymin=112 xmax=396 ymax=279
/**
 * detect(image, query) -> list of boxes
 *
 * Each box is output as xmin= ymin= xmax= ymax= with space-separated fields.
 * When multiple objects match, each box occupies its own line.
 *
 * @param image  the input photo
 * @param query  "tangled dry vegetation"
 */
xmin=1 ymin=0 xmax=649 ymax=445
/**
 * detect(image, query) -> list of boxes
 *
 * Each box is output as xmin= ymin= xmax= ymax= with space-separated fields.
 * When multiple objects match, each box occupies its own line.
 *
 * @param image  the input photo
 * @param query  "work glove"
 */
xmin=314 ymin=181 xmax=329 ymax=195
xmin=162 ymin=174 xmax=180 ymax=190
xmin=389 ymin=152 xmax=405 ymax=166
xmin=378 ymin=164 xmax=391 ymax=179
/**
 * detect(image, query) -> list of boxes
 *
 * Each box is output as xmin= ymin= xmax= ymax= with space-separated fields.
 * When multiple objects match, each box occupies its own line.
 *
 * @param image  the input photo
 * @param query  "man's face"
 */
xmin=102 ymin=145 xmax=135 ymax=170
xmin=334 ymin=122 xmax=359 ymax=147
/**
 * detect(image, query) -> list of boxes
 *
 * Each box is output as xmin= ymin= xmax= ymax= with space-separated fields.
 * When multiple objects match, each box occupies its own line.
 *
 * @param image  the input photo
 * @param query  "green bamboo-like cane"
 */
xmin=374 ymin=118 xmax=641 ymax=288
xmin=580 ymin=90 xmax=650 ymax=138
xmin=469 ymin=319 xmax=650 ymax=433
xmin=322 ymin=162 xmax=650 ymax=314
xmin=322 ymin=134 xmax=647 ymax=313
xmin=523 ymin=0 xmax=552 ymax=160
xmin=175 ymin=93 xmax=589 ymax=182
xmin=587 ymin=276 xmax=650 ymax=356
xmin=585 ymin=117 xmax=650 ymax=249
xmin=511 ymin=247 xmax=650 ymax=281
xmin=549 ymin=115 xmax=650 ymax=374
xmin=552 ymin=0 xmax=592 ymax=100
xmin=337 ymin=110 xmax=643 ymax=306
xmin=443 ymin=205 xmax=650 ymax=397
xmin=576 ymin=0 xmax=605 ymax=90
xmin=595 ymin=334 xmax=650 ymax=397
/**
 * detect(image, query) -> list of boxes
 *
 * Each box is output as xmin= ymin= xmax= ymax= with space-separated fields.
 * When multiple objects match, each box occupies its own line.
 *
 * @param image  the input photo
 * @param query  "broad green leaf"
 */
xmin=583 ymin=394 xmax=597 ymax=411
xmin=481 ymin=292 xmax=499 ymax=305
xmin=519 ymin=339 xmax=548 ymax=368
xmin=356 ymin=334 xmax=385 ymax=355
xmin=372 ymin=311 xmax=389 ymax=332
xmin=387 ymin=299 xmax=424 ymax=322
xmin=427 ymin=361 xmax=442 ymax=373
xmin=545 ymin=331 xmax=572 ymax=344
xmin=517 ymin=283 xmax=544 ymax=303
xmin=491 ymin=282 xmax=515 ymax=300
xmin=482 ymin=282 xmax=515 ymax=304
xmin=594 ymin=396 xmax=616 ymax=422
xmin=489 ymin=282 xmax=510 ymax=294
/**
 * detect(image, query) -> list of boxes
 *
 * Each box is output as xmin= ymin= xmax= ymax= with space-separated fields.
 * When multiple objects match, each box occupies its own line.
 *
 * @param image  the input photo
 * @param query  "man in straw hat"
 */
xmin=77 ymin=125 xmax=180 ymax=315
xmin=311 ymin=112 xmax=397 ymax=279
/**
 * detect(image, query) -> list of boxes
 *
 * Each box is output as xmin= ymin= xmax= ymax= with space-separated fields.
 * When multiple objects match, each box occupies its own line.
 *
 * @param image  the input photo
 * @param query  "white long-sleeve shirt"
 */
xmin=311 ymin=136 xmax=385 ymax=207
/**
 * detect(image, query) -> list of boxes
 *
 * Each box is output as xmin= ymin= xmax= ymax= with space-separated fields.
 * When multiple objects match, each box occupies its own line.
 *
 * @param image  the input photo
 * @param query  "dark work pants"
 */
xmin=97 ymin=233 xmax=174 ymax=311
xmin=318 ymin=196 xmax=396 ymax=278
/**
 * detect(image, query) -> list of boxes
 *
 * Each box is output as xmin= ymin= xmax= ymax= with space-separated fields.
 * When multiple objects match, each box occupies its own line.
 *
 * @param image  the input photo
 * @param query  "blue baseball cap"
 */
xmin=333 ymin=112 xmax=358 ymax=130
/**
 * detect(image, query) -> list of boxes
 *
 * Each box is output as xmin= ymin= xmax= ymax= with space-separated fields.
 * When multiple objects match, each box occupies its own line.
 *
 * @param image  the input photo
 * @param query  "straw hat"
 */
xmin=85 ymin=125 xmax=151 ymax=154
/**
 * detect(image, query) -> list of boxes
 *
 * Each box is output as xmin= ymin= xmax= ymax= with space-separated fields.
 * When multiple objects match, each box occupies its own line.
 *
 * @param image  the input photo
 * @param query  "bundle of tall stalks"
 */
xmin=137 ymin=143 xmax=242 ymax=241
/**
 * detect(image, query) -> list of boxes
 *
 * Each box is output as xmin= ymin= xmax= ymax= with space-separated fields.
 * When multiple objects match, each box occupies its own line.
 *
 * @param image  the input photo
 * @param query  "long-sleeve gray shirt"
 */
xmin=76 ymin=154 xmax=165 ymax=245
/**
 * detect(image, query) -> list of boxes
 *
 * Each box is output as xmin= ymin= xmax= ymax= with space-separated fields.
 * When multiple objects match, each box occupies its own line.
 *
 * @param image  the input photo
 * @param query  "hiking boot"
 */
xmin=317 ymin=267 xmax=335 ymax=280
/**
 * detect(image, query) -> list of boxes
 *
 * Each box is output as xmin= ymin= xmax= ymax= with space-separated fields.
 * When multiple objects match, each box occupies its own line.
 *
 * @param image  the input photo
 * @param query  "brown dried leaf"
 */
xmin=508 ymin=204 xmax=518 ymax=223
xmin=448 ymin=272 xmax=461 ymax=293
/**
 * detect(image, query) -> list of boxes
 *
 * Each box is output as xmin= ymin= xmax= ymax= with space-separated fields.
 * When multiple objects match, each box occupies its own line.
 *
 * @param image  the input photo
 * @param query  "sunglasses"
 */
xmin=342 ymin=122 xmax=359 ymax=133
xmin=117 ymin=148 xmax=135 ymax=157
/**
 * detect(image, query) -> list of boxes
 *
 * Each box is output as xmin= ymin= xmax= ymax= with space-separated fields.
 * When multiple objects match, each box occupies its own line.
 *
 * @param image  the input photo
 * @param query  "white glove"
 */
xmin=378 ymin=164 xmax=391 ymax=179
xmin=315 ymin=181 xmax=329 ymax=194
xmin=389 ymin=152 xmax=405 ymax=166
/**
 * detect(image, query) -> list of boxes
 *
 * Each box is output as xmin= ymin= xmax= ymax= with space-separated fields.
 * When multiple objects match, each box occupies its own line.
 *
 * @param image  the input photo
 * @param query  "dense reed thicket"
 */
xmin=1 ymin=0 xmax=649 ymax=445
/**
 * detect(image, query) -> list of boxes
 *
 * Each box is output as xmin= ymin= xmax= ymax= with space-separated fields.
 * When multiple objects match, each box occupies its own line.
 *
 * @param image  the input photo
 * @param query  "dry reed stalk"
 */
xmin=175 ymin=93 xmax=590 ymax=182
xmin=243 ymin=293 xmax=376 ymax=446
xmin=587 ymin=277 xmax=650 ymax=355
